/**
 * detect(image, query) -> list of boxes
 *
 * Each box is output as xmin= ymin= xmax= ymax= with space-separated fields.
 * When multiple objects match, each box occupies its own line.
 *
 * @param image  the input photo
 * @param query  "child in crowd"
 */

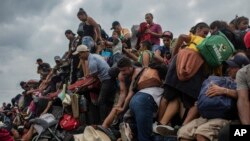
xmin=105 ymin=31 xmax=123 ymax=66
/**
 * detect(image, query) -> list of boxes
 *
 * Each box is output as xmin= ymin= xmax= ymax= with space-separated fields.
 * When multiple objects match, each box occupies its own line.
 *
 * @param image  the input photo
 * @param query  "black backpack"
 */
xmin=234 ymin=30 xmax=247 ymax=50
xmin=220 ymin=29 xmax=247 ymax=50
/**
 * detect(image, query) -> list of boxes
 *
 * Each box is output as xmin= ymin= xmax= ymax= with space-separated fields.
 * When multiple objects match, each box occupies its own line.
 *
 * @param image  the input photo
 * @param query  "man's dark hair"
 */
xmin=235 ymin=16 xmax=249 ymax=29
xmin=117 ymin=57 xmax=132 ymax=68
xmin=141 ymin=40 xmax=152 ymax=50
xmin=20 ymin=81 xmax=26 ymax=87
xmin=149 ymin=63 xmax=168 ymax=80
xmin=65 ymin=29 xmax=75 ymax=36
xmin=7 ymin=103 xmax=11 ymax=108
xmin=11 ymin=98 xmax=16 ymax=107
xmin=36 ymin=58 xmax=42 ymax=62
xmin=111 ymin=21 xmax=120 ymax=29
xmin=190 ymin=22 xmax=209 ymax=34
xmin=210 ymin=21 xmax=229 ymax=31
xmin=77 ymin=8 xmax=87 ymax=16
xmin=145 ymin=13 xmax=153 ymax=18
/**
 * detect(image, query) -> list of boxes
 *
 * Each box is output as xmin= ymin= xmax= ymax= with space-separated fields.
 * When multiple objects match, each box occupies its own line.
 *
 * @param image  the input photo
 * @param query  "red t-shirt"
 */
xmin=147 ymin=23 xmax=162 ymax=45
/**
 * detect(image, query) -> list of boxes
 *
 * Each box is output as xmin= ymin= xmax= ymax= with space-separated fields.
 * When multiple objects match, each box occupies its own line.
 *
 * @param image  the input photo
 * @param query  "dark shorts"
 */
xmin=163 ymin=85 xmax=196 ymax=109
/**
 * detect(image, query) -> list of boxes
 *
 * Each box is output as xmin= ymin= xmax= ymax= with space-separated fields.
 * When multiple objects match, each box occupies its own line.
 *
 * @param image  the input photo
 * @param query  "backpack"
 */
xmin=197 ymin=76 xmax=237 ymax=119
xmin=137 ymin=67 xmax=162 ymax=90
xmin=197 ymin=31 xmax=235 ymax=67
xmin=60 ymin=114 xmax=80 ymax=131
xmin=132 ymin=67 xmax=162 ymax=93
xmin=234 ymin=30 xmax=247 ymax=50
xmin=132 ymin=68 xmax=145 ymax=93
xmin=176 ymin=48 xmax=204 ymax=81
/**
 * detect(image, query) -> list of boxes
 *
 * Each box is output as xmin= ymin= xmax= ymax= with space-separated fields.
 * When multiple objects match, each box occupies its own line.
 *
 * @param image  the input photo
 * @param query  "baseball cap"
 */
xmin=111 ymin=21 xmax=120 ymax=30
xmin=162 ymin=31 xmax=173 ymax=40
xmin=54 ymin=56 xmax=61 ymax=61
xmin=225 ymin=53 xmax=250 ymax=68
xmin=65 ymin=29 xmax=75 ymax=36
xmin=72 ymin=45 xmax=89 ymax=55
xmin=244 ymin=31 xmax=250 ymax=49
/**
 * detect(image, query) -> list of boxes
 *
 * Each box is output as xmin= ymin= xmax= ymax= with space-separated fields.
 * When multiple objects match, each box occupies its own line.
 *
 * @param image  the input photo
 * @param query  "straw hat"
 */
xmin=74 ymin=126 xmax=111 ymax=141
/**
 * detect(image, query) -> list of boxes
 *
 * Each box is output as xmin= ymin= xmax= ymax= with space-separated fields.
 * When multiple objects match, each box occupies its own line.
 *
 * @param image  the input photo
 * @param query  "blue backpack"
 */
xmin=197 ymin=76 xmax=237 ymax=119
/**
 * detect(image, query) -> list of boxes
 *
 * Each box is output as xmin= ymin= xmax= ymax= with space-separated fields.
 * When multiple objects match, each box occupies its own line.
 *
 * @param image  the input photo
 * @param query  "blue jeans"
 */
xmin=82 ymin=36 xmax=94 ymax=49
xmin=129 ymin=92 xmax=158 ymax=141
xmin=153 ymin=135 xmax=177 ymax=141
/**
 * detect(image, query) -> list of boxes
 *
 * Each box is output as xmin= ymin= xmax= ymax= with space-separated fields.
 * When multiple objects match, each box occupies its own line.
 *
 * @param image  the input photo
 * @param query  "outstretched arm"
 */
xmin=172 ymin=34 xmax=191 ymax=56
xmin=116 ymin=74 xmax=128 ymax=107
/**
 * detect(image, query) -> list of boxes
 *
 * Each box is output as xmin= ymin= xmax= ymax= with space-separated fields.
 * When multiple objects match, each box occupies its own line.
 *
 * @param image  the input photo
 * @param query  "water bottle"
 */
xmin=79 ymin=95 xmax=87 ymax=113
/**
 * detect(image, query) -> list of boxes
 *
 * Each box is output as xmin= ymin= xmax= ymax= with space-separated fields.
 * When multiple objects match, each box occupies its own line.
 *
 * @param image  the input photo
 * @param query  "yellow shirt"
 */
xmin=187 ymin=33 xmax=204 ymax=52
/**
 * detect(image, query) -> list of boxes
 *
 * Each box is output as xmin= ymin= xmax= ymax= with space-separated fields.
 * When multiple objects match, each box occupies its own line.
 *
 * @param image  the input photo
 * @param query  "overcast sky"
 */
xmin=0 ymin=0 xmax=249 ymax=104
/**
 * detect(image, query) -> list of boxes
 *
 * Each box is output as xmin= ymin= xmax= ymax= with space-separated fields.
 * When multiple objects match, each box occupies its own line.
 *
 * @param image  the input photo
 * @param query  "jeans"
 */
xmin=129 ymin=92 xmax=158 ymax=141
xmin=82 ymin=36 xmax=95 ymax=50
xmin=153 ymin=135 xmax=177 ymax=141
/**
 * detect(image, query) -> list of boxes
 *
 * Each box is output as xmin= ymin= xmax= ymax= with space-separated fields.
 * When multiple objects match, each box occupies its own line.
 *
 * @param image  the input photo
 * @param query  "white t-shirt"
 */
xmin=139 ymin=87 xmax=164 ymax=107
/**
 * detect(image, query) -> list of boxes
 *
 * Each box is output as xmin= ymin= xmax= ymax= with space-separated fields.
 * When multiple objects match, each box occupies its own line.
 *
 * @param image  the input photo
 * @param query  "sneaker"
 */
xmin=124 ymin=123 xmax=133 ymax=141
xmin=156 ymin=125 xmax=175 ymax=136
xmin=119 ymin=123 xmax=127 ymax=141
xmin=152 ymin=122 xmax=159 ymax=134
xmin=119 ymin=122 xmax=132 ymax=141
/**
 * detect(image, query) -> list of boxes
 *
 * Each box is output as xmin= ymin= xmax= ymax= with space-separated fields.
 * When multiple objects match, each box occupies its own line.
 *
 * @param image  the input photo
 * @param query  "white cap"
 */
xmin=73 ymin=45 xmax=89 ymax=55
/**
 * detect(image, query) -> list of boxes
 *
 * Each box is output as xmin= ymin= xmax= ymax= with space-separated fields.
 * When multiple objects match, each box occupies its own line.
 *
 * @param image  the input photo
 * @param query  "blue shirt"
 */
xmin=152 ymin=45 xmax=170 ymax=57
xmin=88 ymin=54 xmax=111 ymax=82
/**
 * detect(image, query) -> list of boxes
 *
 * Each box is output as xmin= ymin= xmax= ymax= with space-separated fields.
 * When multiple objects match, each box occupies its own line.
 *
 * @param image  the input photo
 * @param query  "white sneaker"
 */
xmin=156 ymin=125 xmax=175 ymax=136
xmin=124 ymin=123 xmax=133 ymax=141
xmin=152 ymin=122 xmax=159 ymax=134
xmin=120 ymin=122 xmax=132 ymax=141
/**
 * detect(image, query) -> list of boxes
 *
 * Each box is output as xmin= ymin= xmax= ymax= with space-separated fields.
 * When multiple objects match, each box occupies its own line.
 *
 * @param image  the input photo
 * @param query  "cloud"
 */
xmin=0 ymin=0 xmax=61 ymax=24
xmin=101 ymin=0 xmax=123 ymax=15
xmin=0 ymin=17 xmax=37 ymax=48
xmin=0 ymin=0 xmax=249 ymax=104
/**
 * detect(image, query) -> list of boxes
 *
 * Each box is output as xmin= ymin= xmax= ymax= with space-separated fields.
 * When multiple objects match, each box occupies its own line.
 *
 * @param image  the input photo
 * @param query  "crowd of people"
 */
xmin=1 ymin=8 xmax=250 ymax=141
